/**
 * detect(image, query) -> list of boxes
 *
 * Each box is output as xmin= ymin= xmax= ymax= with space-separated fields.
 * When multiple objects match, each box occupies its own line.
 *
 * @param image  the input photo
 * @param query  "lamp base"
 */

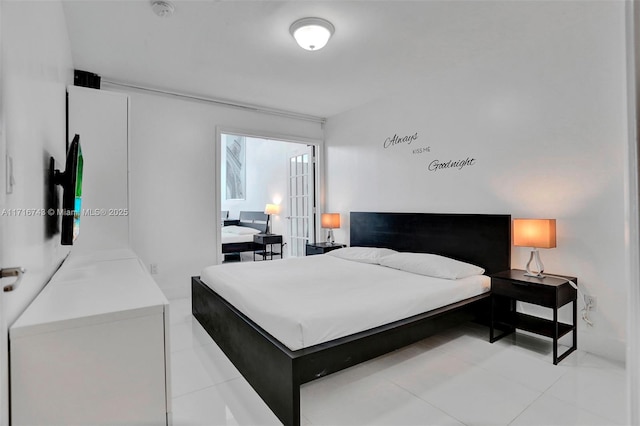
xmin=525 ymin=248 xmax=546 ymax=278
xmin=326 ymin=229 xmax=334 ymax=244
xmin=524 ymin=272 xmax=546 ymax=278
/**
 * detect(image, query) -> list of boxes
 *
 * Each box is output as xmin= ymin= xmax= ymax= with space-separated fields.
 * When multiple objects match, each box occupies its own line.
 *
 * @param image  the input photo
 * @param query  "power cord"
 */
xmin=544 ymin=274 xmax=593 ymax=327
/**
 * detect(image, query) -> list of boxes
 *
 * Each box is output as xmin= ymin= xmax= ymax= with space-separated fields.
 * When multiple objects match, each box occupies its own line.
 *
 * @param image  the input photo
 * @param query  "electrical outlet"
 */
xmin=584 ymin=294 xmax=597 ymax=311
xmin=150 ymin=263 xmax=158 ymax=275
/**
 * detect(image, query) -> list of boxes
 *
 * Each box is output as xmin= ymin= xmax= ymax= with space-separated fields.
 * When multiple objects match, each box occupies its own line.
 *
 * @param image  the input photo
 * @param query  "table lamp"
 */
xmin=321 ymin=213 xmax=340 ymax=244
xmin=513 ymin=218 xmax=557 ymax=278
xmin=264 ymin=204 xmax=280 ymax=234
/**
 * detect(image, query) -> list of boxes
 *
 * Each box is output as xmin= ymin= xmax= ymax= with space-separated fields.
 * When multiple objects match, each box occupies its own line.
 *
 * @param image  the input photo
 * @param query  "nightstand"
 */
xmin=305 ymin=242 xmax=346 ymax=256
xmin=490 ymin=269 xmax=577 ymax=365
xmin=253 ymin=234 xmax=283 ymax=261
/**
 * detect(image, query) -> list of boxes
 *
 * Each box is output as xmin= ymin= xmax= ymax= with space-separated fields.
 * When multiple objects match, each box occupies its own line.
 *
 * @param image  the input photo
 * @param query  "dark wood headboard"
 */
xmin=350 ymin=212 xmax=511 ymax=275
xmin=238 ymin=211 xmax=268 ymax=233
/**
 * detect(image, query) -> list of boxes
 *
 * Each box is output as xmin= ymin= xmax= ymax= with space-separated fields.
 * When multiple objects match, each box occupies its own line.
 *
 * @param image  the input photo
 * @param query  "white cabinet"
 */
xmin=67 ymin=86 xmax=130 ymax=251
xmin=10 ymin=248 xmax=171 ymax=425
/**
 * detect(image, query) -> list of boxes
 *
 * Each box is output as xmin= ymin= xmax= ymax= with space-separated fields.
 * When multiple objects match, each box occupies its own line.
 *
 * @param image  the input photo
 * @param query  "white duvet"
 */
xmin=200 ymin=255 xmax=489 ymax=351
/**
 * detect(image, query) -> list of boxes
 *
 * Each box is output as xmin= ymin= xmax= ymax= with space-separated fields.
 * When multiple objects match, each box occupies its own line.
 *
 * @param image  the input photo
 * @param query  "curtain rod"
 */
xmin=101 ymin=78 xmax=327 ymax=124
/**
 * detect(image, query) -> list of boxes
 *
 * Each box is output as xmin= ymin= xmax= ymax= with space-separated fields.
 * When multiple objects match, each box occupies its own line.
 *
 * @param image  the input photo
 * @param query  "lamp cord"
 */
xmin=544 ymin=274 xmax=593 ymax=327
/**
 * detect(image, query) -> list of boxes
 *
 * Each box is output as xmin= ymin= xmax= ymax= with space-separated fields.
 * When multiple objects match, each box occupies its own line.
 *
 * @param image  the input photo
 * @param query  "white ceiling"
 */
xmin=61 ymin=0 xmax=582 ymax=119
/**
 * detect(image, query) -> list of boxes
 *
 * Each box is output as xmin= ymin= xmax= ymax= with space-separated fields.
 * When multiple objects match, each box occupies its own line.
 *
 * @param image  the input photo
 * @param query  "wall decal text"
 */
xmin=412 ymin=146 xmax=431 ymax=155
xmin=428 ymin=157 xmax=477 ymax=172
xmin=384 ymin=132 xmax=418 ymax=149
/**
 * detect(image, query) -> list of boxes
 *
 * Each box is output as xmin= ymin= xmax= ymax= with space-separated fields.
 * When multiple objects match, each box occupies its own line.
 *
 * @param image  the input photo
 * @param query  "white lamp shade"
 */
xmin=264 ymin=204 xmax=280 ymax=215
xmin=290 ymin=18 xmax=334 ymax=51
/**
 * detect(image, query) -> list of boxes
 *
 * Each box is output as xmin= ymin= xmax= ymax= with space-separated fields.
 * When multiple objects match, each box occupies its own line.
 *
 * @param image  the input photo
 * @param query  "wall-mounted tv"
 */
xmin=53 ymin=134 xmax=84 ymax=245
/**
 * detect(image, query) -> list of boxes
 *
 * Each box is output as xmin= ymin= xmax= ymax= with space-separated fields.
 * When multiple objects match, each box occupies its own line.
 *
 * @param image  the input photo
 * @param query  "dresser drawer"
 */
xmin=491 ymin=277 xmax=557 ymax=307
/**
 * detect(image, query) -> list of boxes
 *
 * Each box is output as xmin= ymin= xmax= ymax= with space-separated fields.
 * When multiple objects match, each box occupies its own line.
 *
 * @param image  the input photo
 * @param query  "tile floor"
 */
xmin=168 ymin=297 xmax=629 ymax=426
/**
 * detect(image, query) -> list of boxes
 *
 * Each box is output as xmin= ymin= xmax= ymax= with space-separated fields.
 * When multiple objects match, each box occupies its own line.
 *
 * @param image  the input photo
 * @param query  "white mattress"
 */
xmin=200 ymin=255 xmax=490 ymax=351
xmin=221 ymin=233 xmax=254 ymax=244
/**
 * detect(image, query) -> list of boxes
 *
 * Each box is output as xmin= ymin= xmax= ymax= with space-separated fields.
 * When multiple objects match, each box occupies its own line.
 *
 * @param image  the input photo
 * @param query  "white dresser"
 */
xmin=10 ymin=248 xmax=171 ymax=425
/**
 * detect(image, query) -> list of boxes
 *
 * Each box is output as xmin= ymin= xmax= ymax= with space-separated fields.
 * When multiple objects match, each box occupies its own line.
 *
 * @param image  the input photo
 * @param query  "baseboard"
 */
xmin=578 ymin=331 xmax=626 ymax=365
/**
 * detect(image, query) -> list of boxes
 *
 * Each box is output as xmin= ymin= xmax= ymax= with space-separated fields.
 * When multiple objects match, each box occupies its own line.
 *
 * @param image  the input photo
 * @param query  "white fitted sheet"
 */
xmin=200 ymin=254 xmax=490 ymax=351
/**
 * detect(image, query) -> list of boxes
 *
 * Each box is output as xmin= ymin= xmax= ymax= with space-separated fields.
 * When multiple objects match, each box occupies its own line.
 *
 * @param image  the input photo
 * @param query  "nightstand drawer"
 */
xmin=491 ymin=277 xmax=557 ymax=307
xmin=306 ymin=245 xmax=325 ymax=256
xmin=254 ymin=234 xmax=282 ymax=245
xmin=305 ymin=243 xmax=346 ymax=256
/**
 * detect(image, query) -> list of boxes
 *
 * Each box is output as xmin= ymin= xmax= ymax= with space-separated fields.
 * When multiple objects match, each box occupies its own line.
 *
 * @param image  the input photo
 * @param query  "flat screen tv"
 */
xmin=54 ymin=134 xmax=83 ymax=245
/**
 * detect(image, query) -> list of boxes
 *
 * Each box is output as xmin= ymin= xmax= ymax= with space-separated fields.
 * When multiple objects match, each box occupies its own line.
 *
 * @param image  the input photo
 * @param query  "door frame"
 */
xmin=625 ymin=2 xmax=640 ymax=424
xmin=0 ymin=1 xmax=8 ymax=423
xmin=215 ymin=126 xmax=324 ymax=264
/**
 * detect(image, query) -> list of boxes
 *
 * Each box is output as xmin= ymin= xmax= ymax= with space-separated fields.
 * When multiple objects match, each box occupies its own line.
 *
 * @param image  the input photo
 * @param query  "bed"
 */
xmin=221 ymin=211 xmax=268 ymax=260
xmin=193 ymin=212 xmax=511 ymax=425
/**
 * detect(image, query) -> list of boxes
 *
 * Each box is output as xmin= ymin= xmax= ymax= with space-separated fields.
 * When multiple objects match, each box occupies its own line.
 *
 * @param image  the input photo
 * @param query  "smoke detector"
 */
xmin=151 ymin=1 xmax=174 ymax=18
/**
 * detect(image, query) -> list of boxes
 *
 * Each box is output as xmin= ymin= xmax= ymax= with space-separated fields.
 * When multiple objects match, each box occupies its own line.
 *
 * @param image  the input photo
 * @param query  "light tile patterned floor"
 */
xmin=168 ymin=297 xmax=629 ymax=426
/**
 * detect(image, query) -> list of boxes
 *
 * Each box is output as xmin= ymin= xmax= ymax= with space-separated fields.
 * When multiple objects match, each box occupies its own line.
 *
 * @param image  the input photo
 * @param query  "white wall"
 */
xmin=68 ymin=86 xmax=130 ymax=251
xmin=0 ymin=1 xmax=73 ymax=424
xmin=324 ymin=1 xmax=628 ymax=362
xmin=116 ymin=88 xmax=322 ymax=299
xmin=2 ymin=0 xmax=73 ymax=323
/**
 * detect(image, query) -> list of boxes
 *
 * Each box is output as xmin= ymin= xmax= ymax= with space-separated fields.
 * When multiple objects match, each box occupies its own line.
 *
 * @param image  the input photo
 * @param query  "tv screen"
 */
xmin=59 ymin=134 xmax=83 ymax=245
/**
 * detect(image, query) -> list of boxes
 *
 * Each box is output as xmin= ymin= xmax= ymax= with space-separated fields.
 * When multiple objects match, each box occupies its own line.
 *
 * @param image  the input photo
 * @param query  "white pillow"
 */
xmin=326 ymin=246 xmax=397 ymax=264
xmin=379 ymin=252 xmax=484 ymax=279
xmin=222 ymin=225 xmax=261 ymax=235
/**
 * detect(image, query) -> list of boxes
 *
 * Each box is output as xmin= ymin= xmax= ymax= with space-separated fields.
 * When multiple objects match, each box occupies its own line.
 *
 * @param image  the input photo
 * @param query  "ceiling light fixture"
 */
xmin=289 ymin=17 xmax=334 ymax=51
xmin=151 ymin=0 xmax=175 ymax=18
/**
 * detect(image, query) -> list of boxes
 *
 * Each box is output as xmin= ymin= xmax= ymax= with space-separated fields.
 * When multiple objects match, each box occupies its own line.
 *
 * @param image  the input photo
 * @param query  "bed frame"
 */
xmin=194 ymin=212 xmax=511 ymax=425
xmin=221 ymin=211 xmax=268 ymax=256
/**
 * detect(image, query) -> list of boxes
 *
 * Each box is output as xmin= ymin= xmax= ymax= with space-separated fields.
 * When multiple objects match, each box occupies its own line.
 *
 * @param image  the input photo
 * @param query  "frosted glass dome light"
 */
xmin=290 ymin=18 xmax=335 ymax=51
xmin=151 ymin=0 xmax=175 ymax=18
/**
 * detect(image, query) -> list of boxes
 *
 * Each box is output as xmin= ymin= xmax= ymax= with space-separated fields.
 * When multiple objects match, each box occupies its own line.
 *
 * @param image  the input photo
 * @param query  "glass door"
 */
xmin=287 ymin=146 xmax=315 ymax=257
